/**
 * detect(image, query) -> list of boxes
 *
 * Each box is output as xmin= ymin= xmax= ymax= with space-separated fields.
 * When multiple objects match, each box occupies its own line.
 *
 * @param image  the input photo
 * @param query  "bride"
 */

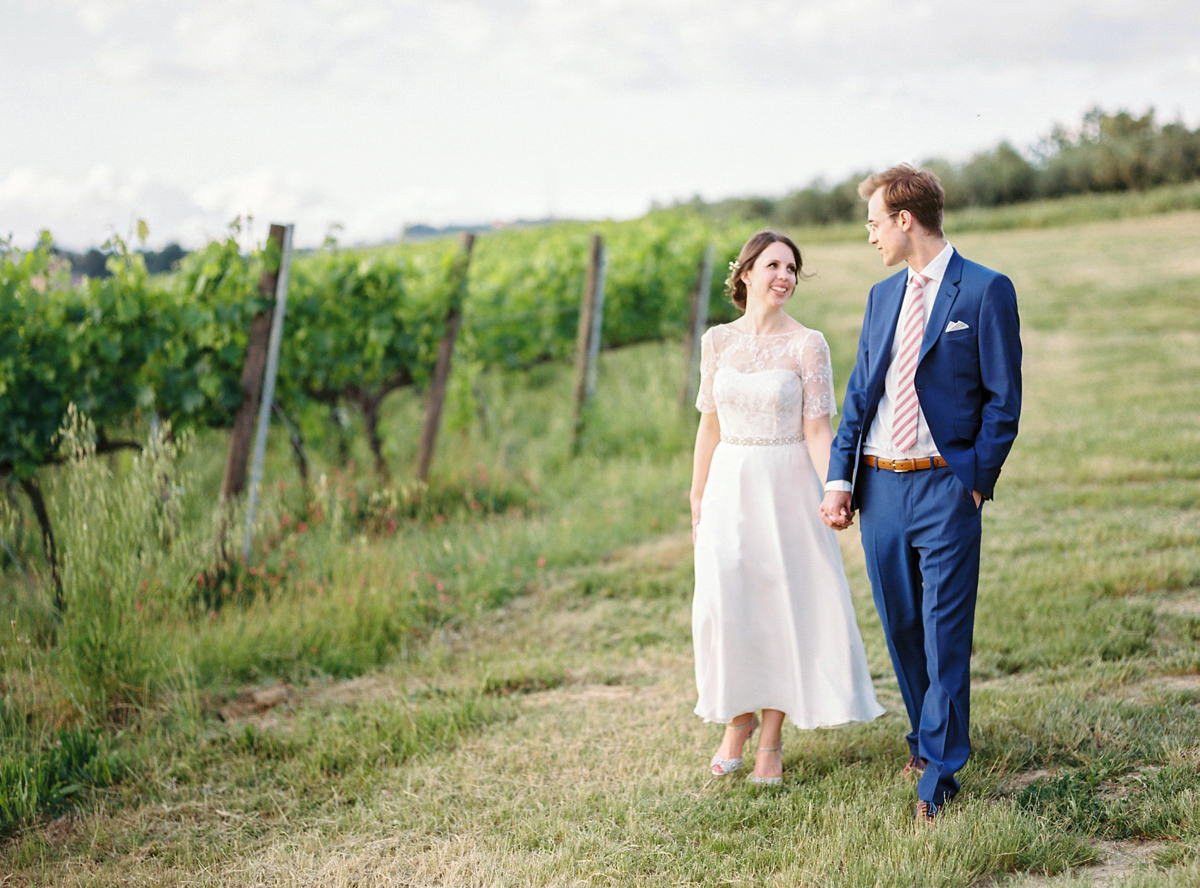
xmin=690 ymin=231 xmax=884 ymax=785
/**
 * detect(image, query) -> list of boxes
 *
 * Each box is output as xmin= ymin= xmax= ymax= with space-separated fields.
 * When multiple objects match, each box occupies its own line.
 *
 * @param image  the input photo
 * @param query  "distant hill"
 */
xmin=401 ymin=218 xmax=557 ymax=241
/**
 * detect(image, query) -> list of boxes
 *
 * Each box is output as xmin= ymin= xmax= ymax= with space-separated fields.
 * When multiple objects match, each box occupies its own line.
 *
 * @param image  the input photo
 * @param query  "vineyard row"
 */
xmin=2 ymin=213 xmax=748 ymax=485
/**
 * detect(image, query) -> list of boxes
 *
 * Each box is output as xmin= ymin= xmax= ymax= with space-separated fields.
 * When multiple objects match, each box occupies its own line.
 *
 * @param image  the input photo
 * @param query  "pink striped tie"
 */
xmin=891 ymin=273 xmax=929 ymax=452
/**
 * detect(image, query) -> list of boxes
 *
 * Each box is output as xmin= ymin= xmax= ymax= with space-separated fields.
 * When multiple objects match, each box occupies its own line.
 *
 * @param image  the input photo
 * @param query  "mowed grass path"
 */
xmin=5 ymin=212 xmax=1200 ymax=886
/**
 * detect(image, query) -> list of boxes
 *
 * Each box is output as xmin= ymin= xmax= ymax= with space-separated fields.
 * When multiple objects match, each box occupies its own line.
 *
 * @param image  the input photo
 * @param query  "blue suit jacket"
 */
xmin=828 ymin=249 xmax=1022 ymax=501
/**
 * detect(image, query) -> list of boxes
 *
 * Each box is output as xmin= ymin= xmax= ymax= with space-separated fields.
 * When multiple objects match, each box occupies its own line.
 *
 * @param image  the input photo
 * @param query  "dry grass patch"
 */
xmin=1154 ymin=594 xmax=1200 ymax=619
xmin=990 ymin=839 xmax=1171 ymax=887
xmin=599 ymin=530 xmax=692 ymax=571
xmin=1088 ymin=840 xmax=1171 ymax=884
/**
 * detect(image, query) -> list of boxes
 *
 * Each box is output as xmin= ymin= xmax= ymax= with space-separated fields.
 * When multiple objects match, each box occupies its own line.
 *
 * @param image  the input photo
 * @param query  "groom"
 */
xmin=819 ymin=164 xmax=1021 ymax=822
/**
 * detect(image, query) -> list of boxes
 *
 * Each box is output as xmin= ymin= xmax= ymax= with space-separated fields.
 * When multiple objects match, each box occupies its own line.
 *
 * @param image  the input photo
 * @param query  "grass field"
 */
xmin=2 ymin=206 xmax=1200 ymax=885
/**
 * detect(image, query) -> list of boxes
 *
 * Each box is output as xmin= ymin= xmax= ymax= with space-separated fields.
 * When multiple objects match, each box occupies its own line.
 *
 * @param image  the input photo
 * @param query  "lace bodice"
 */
xmin=695 ymin=324 xmax=837 ymax=440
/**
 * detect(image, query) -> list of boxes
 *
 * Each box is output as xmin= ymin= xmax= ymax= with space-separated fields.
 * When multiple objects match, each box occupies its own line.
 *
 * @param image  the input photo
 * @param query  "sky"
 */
xmin=3 ymin=0 xmax=1199 ymax=250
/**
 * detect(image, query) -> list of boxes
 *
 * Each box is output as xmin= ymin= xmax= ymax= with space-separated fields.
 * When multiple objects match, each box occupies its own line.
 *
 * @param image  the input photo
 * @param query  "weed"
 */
xmin=0 ymin=727 xmax=121 ymax=838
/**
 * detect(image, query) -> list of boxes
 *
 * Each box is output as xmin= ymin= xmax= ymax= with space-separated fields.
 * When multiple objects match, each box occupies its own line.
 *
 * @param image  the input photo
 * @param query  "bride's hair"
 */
xmin=725 ymin=231 xmax=804 ymax=310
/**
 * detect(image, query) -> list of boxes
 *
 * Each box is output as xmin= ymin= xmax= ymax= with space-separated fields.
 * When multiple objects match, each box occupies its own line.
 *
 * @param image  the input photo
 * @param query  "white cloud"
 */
xmin=0 ymin=165 xmax=346 ymax=250
xmin=65 ymin=0 xmax=141 ymax=32
xmin=47 ymin=0 xmax=1200 ymax=85
xmin=38 ymin=0 xmax=1200 ymax=103
xmin=1 ymin=166 xmax=191 ymax=248
xmin=3 ymin=0 xmax=1200 ymax=248
xmin=191 ymin=169 xmax=345 ymax=240
xmin=0 ymin=162 xmax=470 ymax=250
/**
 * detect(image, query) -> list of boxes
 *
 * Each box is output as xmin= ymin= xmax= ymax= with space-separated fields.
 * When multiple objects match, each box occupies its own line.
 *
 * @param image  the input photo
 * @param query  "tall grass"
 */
xmin=0 ymin=337 xmax=698 ymax=766
xmin=48 ymin=407 xmax=213 ymax=723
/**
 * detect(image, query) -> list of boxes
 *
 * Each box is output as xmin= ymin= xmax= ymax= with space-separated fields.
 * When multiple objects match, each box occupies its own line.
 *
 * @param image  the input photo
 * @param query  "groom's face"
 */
xmin=866 ymin=188 xmax=909 ymax=267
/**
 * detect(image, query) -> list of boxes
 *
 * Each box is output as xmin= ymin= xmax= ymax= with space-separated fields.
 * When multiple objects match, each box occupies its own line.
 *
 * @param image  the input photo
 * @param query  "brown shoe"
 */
xmin=900 ymin=754 xmax=926 ymax=780
xmin=914 ymin=800 xmax=942 ymax=823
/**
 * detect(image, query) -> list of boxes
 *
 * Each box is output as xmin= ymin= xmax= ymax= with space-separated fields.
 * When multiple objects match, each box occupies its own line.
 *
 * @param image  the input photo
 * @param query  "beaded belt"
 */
xmin=721 ymin=434 xmax=803 ymax=446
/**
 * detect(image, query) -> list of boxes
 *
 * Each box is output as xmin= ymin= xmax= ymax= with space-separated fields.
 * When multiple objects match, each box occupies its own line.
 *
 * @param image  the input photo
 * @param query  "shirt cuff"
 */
xmin=824 ymin=480 xmax=853 ymax=493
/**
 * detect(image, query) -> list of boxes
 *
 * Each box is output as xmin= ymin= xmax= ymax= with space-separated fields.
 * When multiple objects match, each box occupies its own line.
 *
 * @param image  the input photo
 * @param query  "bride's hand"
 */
xmin=691 ymin=500 xmax=702 ymax=545
xmin=820 ymin=490 xmax=854 ymax=530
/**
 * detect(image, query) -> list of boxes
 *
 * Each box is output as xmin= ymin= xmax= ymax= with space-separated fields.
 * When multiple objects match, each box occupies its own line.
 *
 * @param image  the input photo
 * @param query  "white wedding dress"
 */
xmin=693 ymin=324 xmax=885 ymax=728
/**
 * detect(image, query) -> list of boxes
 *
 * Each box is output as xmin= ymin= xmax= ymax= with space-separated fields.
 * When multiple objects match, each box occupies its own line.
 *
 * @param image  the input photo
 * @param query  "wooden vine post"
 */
xmin=17 ymin=477 xmax=63 ymax=612
xmin=679 ymin=242 xmax=714 ymax=412
xmin=571 ymin=233 xmax=606 ymax=454
xmin=415 ymin=231 xmax=475 ymax=482
xmin=215 ymin=223 xmax=289 ymax=566
xmin=242 ymin=224 xmax=295 ymax=560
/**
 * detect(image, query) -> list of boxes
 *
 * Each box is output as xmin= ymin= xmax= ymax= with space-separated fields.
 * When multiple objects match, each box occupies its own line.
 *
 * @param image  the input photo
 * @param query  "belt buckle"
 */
xmin=892 ymin=458 xmax=914 ymax=473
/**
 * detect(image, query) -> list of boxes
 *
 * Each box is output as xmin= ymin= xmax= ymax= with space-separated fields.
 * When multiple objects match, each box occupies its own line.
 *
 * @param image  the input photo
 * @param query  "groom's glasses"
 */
xmin=865 ymin=211 xmax=900 ymax=234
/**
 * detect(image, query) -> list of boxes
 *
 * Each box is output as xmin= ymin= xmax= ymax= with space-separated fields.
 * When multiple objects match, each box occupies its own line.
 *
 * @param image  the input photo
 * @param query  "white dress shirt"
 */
xmin=827 ymin=243 xmax=954 ymax=492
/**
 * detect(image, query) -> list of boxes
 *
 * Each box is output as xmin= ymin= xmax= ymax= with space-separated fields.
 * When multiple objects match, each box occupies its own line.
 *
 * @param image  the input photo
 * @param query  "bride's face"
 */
xmin=742 ymin=242 xmax=797 ymax=308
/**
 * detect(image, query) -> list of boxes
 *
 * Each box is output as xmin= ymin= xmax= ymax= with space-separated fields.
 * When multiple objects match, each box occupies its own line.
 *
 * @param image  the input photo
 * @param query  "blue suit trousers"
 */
xmin=857 ymin=462 xmax=982 ymax=806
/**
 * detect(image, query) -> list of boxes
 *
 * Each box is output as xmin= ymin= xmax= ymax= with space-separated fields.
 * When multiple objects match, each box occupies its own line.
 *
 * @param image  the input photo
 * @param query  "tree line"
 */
xmin=52 ymin=241 xmax=188 ymax=279
xmin=677 ymin=107 xmax=1200 ymax=226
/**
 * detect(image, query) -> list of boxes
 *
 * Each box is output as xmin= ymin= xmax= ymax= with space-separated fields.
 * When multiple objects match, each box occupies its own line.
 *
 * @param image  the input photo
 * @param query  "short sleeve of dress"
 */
xmin=799 ymin=330 xmax=838 ymax=420
xmin=695 ymin=329 xmax=717 ymax=413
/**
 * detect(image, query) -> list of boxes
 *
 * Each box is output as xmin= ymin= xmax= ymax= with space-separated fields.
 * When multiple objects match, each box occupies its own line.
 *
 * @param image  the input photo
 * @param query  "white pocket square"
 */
xmin=945 ymin=320 xmax=970 ymax=332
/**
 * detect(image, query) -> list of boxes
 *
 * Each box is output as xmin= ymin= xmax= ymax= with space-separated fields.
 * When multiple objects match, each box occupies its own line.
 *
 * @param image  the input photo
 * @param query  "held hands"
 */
xmin=816 ymin=488 xmax=978 ymax=529
xmin=819 ymin=490 xmax=855 ymax=531
xmin=818 ymin=490 xmax=980 ymax=528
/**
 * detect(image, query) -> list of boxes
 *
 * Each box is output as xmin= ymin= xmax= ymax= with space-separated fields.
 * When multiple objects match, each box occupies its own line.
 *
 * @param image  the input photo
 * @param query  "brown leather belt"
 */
xmin=862 ymin=454 xmax=948 ymax=473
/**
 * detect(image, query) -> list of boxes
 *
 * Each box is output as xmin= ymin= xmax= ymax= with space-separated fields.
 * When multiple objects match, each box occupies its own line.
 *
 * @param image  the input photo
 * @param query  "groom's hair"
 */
xmin=858 ymin=164 xmax=945 ymax=238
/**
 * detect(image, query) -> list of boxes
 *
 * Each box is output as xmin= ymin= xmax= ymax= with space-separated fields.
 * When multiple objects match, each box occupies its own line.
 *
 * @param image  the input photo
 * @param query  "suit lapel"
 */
xmin=877 ymin=270 xmax=908 ymax=361
xmin=920 ymin=250 xmax=962 ymax=363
